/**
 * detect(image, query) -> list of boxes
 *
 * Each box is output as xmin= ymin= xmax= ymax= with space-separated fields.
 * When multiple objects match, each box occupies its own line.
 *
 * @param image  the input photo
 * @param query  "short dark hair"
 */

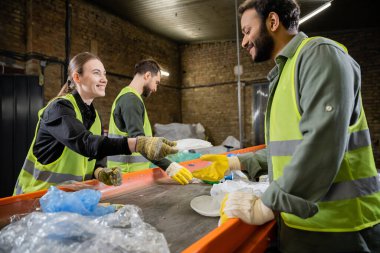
xmin=134 ymin=59 xmax=161 ymax=76
xmin=238 ymin=0 xmax=300 ymax=31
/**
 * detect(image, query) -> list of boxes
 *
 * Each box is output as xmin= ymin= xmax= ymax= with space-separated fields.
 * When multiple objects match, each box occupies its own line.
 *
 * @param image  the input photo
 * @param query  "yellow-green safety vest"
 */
xmin=14 ymin=93 xmax=101 ymax=195
xmin=267 ymin=37 xmax=380 ymax=232
xmin=107 ymin=86 xmax=152 ymax=172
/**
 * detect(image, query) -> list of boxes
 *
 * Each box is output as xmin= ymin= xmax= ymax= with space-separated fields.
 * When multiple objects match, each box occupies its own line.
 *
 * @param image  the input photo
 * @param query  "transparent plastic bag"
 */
xmin=0 ymin=205 xmax=169 ymax=253
xmin=210 ymin=179 xmax=269 ymax=204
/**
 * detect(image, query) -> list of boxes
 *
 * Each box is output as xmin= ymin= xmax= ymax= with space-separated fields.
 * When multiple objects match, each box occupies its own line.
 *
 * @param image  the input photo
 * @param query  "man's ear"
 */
xmin=267 ymin=12 xmax=280 ymax=32
xmin=144 ymin=71 xmax=152 ymax=80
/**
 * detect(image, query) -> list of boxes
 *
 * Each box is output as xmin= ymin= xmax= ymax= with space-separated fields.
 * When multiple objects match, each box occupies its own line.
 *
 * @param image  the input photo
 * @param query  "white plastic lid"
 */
xmin=190 ymin=195 xmax=220 ymax=217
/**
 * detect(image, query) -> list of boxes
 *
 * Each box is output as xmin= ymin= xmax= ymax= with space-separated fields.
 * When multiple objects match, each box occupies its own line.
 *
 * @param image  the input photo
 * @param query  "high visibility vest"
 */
xmin=14 ymin=94 xmax=101 ymax=195
xmin=267 ymin=37 xmax=380 ymax=232
xmin=107 ymin=86 xmax=152 ymax=172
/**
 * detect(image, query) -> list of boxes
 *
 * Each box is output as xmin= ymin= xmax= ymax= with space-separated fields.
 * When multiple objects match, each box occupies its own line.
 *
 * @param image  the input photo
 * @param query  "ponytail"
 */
xmin=56 ymin=79 xmax=76 ymax=97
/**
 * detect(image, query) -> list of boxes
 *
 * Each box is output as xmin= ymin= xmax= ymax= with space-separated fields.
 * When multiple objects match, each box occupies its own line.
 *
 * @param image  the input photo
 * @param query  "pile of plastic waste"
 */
xmin=0 ymin=187 xmax=169 ymax=253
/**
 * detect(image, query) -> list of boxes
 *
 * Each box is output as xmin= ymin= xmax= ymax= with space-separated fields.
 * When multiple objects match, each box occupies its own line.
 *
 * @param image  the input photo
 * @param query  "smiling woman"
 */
xmin=13 ymin=52 xmax=178 ymax=195
xmin=74 ymin=58 xmax=108 ymax=103
xmin=57 ymin=52 xmax=107 ymax=102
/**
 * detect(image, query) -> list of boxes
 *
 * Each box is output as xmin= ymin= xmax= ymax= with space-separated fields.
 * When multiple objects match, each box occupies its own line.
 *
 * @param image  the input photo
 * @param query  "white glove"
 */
xmin=227 ymin=156 xmax=241 ymax=171
xmin=166 ymin=162 xmax=193 ymax=185
xmin=220 ymin=191 xmax=274 ymax=225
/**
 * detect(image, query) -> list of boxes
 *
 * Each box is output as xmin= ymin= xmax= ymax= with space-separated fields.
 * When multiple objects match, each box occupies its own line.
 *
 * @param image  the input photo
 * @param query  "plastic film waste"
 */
xmin=0 ymin=205 xmax=169 ymax=253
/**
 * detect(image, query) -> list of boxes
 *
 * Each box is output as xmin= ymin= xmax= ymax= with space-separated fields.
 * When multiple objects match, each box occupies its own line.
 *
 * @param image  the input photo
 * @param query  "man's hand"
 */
xmin=166 ymin=162 xmax=193 ymax=185
xmin=219 ymin=191 xmax=274 ymax=226
xmin=192 ymin=155 xmax=241 ymax=181
xmin=136 ymin=136 xmax=178 ymax=160
xmin=94 ymin=167 xmax=122 ymax=186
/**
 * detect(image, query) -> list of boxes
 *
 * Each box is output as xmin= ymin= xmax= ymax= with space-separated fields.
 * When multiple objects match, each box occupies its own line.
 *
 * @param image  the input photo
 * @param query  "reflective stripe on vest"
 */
xmin=267 ymin=37 xmax=380 ymax=232
xmin=22 ymin=158 xmax=93 ymax=183
xmin=13 ymin=94 xmax=101 ymax=195
xmin=321 ymin=175 xmax=380 ymax=202
xmin=107 ymin=87 xmax=152 ymax=172
xmin=107 ymin=155 xmax=149 ymax=163
xmin=108 ymin=133 xmax=123 ymax=139
xmin=347 ymin=129 xmax=371 ymax=151
xmin=269 ymin=129 xmax=371 ymax=156
xmin=14 ymin=179 xmax=23 ymax=195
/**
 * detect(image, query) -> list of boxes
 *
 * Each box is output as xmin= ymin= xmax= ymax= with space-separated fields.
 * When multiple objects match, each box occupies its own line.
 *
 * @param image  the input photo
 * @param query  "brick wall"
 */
xmin=0 ymin=0 xmax=25 ymax=53
xmin=181 ymin=29 xmax=380 ymax=167
xmin=0 ymin=0 xmax=181 ymax=130
xmin=181 ymin=41 xmax=273 ymax=146
xmin=0 ymin=0 xmax=26 ymax=69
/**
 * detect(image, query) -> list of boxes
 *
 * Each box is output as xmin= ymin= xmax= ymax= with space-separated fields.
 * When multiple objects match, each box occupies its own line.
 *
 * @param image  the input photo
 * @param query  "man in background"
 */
xmin=108 ymin=59 xmax=193 ymax=185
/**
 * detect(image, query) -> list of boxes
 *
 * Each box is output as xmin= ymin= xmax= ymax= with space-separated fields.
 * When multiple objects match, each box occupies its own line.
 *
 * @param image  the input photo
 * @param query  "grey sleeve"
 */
xmin=150 ymin=158 xmax=173 ymax=170
xmin=237 ymin=148 xmax=268 ymax=180
xmin=261 ymin=42 xmax=360 ymax=218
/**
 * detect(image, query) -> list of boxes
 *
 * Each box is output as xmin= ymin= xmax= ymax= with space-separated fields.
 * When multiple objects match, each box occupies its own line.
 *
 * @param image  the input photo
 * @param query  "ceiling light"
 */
xmin=299 ymin=1 xmax=332 ymax=25
xmin=161 ymin=70 xmax=170 ymax=77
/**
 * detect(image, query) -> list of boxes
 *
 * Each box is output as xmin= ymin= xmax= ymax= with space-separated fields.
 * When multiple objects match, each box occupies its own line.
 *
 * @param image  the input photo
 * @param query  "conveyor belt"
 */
xmin=104 ymin=183 xmax=216 ymax=252
xmin=0 ymin=145 xmax=275 ymax=253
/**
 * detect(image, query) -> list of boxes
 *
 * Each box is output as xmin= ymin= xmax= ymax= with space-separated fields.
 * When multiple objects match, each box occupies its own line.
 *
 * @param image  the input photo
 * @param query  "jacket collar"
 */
xmin=267 ymin=32 xmax=308 ymax=81
xmin=72 ymin=90 xmax=95 ymax=116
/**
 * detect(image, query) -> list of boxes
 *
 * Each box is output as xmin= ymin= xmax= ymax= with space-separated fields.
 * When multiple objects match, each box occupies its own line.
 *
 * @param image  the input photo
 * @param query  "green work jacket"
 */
xmin=266 ymin=36 xmax=380 ymax=232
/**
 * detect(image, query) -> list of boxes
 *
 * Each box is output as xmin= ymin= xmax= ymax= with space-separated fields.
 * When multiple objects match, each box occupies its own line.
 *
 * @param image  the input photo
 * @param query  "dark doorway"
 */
xmin=0 ymin=75 xmax=43 ymax=197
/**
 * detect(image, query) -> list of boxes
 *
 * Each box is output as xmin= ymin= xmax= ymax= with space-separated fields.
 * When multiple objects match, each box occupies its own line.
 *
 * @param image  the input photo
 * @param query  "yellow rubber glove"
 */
xmin=94 ymin=167 xmax=122 ymax=186
xmin=218 ymin=191 xmax=274 ymax=226
xmin=192 ymin=155 xmax=230 ymax=181
xmin=166 ymin=162 xmax=193 ymax=185
xmin=136 ymin=136 xmax=178 ymax=160
xmin=219 ymin=193 xmax=231 ymax=226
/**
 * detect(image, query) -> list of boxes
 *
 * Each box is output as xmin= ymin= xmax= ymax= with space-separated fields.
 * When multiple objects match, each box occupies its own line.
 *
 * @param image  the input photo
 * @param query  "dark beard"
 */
xmin=142 ymin=86 xmax=151 ymax=97
xmin=253 ymin=23 xmax=274 ymax=63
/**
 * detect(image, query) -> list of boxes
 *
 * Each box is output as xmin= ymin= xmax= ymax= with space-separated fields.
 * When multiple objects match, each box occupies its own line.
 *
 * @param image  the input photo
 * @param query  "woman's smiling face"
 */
xmin=74 ymin=59 xmax=108 ymax=101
